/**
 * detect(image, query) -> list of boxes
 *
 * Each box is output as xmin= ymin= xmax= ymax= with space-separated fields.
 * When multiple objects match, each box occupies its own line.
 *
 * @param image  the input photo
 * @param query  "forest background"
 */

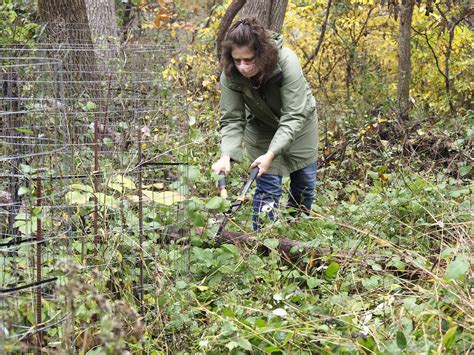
xmin=0 ymin=0 xmax=472 ymax=353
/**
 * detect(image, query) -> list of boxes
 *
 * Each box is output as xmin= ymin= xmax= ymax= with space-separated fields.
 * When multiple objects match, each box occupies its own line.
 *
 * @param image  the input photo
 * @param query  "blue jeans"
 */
xmin=252 ymin=162 xmax=317 ymax=230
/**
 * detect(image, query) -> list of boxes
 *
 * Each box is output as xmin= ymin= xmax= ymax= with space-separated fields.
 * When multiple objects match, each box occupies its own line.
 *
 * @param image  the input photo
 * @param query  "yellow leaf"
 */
xmin=186 ymin=54 xmax=193 ymax=65
xmin=349 ymin=192 xmax=357 ymax=203
xmin=375 ymin=238 xmax=392 ymax=248
xmin=115 ymin=250 xmax=123 ymax=263
xmin=107 ymin=183 xmax=126 ymax=193
xmin=142 ymin=190 xmax=185 ymax=205
xmin=69 ymin=183 xmax=94 ymax=193
xmin=65 ymin=191 xmax=92 ymax=205
xmin=142 ymin=22 xmax=155 ymax=30
xmin=106 ymin=175 xmax=136 ymax=193
xmin=127 ymin=195 xmax=140 ymax=204
xmin=95 ymin=192 xmax=119 ymax=209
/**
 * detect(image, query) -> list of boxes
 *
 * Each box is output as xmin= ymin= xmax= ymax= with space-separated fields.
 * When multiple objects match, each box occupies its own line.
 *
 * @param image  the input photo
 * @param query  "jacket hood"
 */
xmin=269 ymin=31 xmax=284 ymax=49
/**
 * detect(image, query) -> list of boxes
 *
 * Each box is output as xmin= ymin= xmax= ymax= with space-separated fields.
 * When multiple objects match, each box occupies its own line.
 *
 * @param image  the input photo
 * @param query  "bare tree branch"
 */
xmin=216 ymin=0 xmax=247 ymax=60
xmin=303 ymin=0 xmax=333 ymax=70
xmin=412 ymin=27 xmax=447 ymax=81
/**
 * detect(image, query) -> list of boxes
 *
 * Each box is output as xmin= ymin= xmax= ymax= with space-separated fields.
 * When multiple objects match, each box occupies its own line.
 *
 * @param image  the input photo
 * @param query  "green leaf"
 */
xmin=205 ymin=196 xmax=223 ymax=210
xmin=20 ymin=164 xmax=33 ymax=174
xmin=445 ymin=254 xmax=469 ymax=280
xmin=450 ymin=188 xmax=470 ymax=198
xmin=208 ymin=273 xmax=223 ymax=287
xmin=325 ymin=261 xmax=340 ymax=277
xmin=84 ymin=101 xmax=96 ymax=111
xmin=459 ymin=165 xmax=471 ymax=177
xmin=221 ymin=244 xmax=239 ymax=255
xmin=185 ymin=165 xmax=201 ymax=181
xmin=15 ymin=128 xmax=34 ymax=135
xmin=263 ymin=238 xmax=279 ymax=249
xmin=225 ymin=341 xmax=238 ymax=351
xmin=14 ymin=216 xmax=37 ymax=235
xmin=175 ymin=280 xmax=187 ymax=289
xmin=221 ymin=307 xmax=235 ymax=318
xmin=18 ymin=186 xmax=30 ymax=196
xmin=440 ymin=247 xmax=455 ymax=259
xmin=442 ymin=326 xmax=457 ymax=348
xmin=362 ymin=275 xmax=380 ymax=290
xmin=234 ymin=338 xmax=252 ymax=351
xmin=370 ymin=263 xmax=382 ymax=271
xmin=306 ymin=277 xmax=323 ymax=288
xmin=263 ymin=346 xmax=283 ymax=353
xmin=396 ymin=331 xmax=407 ymax=349
xmin=65 ymin=191 xmax=91 ymax=205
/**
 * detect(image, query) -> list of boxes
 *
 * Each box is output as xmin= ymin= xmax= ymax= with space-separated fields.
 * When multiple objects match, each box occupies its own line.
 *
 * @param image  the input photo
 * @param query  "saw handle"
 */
xmin=218 ymin=171 xmax=228 ymax=198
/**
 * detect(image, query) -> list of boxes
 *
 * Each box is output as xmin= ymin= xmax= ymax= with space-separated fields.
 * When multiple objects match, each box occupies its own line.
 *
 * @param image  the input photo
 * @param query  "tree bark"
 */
xmin=397 ymin=0 xmax=415 ymax=122
xmin=84 ymin=0 xmax=118 ymax=73
xmin=240 ymin=0 xmax=288 ymax=32
xmin=85 ymin=0 xmax=118 ymax=42
xmin=38 ymin=0 xmax=98 ymax=92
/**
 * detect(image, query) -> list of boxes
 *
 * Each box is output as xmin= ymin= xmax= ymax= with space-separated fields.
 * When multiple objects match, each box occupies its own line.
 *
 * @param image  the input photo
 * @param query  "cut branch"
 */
xmin=166 ymin=227 xmax=429 ymax=279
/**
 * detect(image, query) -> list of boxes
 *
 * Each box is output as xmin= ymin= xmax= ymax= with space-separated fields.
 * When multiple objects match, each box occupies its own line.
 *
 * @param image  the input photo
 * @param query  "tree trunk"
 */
xmin=240 ymin=0 xmax=288 ymax=32
xmin=38 ymin=0 xmax=118 ymax=133
xmin=85 ymin=0 xmax=117 ymax=42
xmin=38 ymin=0 xmax=98 ymax=93
xmin=85 ymin=0 xmax=118 ymax=72
xmin=396 ymin=0 xmax=415 ymax=122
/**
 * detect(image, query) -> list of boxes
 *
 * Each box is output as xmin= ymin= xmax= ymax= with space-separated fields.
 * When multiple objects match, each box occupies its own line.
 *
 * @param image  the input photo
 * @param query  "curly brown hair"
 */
xmin=220 ymin=18 xmax=278 ymax=84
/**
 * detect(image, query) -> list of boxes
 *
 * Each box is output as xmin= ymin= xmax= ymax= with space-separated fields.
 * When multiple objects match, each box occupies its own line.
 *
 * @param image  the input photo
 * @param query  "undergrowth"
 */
xmin=145 ymin=161 xmax=472 ymax=353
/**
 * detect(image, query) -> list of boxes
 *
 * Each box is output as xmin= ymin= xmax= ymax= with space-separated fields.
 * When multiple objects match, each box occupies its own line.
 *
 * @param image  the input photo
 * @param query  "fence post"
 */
xmin=36 ymin=176 xmax=43 ymax=354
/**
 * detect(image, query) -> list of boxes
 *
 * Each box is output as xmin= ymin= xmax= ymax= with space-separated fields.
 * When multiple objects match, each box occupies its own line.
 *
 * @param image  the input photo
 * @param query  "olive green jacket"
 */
xmin=219 ymin=35 xmax=318 ymax=176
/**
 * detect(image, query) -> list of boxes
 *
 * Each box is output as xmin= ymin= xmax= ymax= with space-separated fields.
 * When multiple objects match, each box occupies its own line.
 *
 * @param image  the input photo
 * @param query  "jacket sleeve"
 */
xmin=219 ymin=73 xmax=246 ymax=162
xmin=268 ymin=48 xmax=314 ymax=156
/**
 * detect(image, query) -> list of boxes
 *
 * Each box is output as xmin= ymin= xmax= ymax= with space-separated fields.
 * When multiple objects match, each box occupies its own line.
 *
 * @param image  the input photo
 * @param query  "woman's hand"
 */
xmin=251 ymin=151 xmax=275 ymax=177
xmin=212 ymin=156 xmax=231 ymax=175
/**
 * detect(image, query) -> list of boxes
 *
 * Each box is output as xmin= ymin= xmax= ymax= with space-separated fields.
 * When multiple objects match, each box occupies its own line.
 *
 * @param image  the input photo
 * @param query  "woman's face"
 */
xmin=231 ymin=46 xmax=259 ymax=78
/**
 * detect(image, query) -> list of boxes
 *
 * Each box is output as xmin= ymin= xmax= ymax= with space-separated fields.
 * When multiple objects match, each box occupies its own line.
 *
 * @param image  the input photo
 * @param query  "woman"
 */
xmin=212 ymin=18 xmax=318 ymax=229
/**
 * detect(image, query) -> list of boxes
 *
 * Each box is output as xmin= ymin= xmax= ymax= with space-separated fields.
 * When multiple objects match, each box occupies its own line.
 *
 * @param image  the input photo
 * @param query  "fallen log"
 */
xmin=165 ymin=227 xmax=429 ymax=279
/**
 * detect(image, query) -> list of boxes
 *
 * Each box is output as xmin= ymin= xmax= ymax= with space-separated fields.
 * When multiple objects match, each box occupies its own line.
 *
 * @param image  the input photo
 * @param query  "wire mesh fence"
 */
xmin=1 ymin=27 xmax=190 ymax=352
